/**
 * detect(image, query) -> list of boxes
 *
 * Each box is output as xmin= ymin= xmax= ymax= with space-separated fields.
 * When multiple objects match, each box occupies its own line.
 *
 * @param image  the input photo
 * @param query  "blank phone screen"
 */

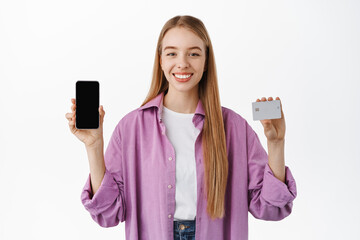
xmin=76 ymin=81 xmax=99 ymax=129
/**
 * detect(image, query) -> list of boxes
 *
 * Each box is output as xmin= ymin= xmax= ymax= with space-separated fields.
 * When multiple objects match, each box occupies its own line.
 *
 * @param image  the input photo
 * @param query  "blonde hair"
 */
xmin=140 ymin=15 xmax=228 ymax=220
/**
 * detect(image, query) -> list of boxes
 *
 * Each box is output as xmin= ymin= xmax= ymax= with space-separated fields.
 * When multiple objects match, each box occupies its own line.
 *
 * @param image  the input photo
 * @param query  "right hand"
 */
xmin=65 ymin=98 xmax=105 ymax=148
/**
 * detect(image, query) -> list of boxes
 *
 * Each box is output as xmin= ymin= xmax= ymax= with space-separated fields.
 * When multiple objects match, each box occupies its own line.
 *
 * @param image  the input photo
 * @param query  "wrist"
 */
xmin=267 ymin=138 xmax=285 ymax=145
xmin=85 ymin=140 xmax=104 ymax=151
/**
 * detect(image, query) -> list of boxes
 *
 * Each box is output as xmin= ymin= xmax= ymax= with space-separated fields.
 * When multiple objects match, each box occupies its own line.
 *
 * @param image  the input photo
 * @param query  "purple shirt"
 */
xmin=81 ymin=91 xmax=297 ymax=240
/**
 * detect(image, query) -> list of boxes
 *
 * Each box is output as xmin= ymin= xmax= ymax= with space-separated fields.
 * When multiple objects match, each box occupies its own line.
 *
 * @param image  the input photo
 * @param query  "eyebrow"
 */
xmin=163 ymin=46 xmax=202 ymax=51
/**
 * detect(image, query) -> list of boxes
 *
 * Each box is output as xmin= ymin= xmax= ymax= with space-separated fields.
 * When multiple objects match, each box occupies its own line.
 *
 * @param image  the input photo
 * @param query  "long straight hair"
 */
xmin=140 ymin=15 xmax=228 ymax=220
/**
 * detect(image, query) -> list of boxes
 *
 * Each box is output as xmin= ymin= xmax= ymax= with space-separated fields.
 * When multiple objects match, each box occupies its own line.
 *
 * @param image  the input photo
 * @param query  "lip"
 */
xmin=172 ymin=73 xmax=193 ymax=82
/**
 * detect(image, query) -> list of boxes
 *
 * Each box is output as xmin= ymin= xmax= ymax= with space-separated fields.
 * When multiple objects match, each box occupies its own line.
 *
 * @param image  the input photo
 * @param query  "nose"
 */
xmin=177 ymin=54 xmax=190 ymax=68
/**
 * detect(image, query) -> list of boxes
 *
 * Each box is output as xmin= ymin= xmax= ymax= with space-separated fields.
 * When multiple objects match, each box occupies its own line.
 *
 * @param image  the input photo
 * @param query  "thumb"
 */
xmin=260 ymin=119 xmax=272 ymax=130
xmin=99 ymin=105 xmax=105 ymax=125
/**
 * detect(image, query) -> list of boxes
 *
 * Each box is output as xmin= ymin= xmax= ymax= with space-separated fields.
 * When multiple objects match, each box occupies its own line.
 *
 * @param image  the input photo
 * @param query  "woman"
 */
xmin=65 ymin=15 xmax=297 ymax=240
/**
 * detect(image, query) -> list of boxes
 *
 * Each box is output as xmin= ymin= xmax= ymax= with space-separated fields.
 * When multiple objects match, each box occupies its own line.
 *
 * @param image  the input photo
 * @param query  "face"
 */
xmin=160 ymin=27 xmax=207 ymax=95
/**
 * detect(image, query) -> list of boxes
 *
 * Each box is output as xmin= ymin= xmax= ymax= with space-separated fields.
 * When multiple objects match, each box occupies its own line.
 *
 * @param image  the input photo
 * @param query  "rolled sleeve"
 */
xmin=261 ymin=163 xmax=297 ymax=208
xmin=80 ymin=123 xmax=126 ymax=227
xmin=81 ymin=169 xmax=121 ymax=216
xmin=246 ymin=121 xmax=297 ymax=221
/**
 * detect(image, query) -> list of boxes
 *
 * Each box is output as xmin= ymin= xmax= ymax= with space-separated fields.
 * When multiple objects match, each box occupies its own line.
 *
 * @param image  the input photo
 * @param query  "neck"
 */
xmin=163 ymin=89 xmax=199 ymax=114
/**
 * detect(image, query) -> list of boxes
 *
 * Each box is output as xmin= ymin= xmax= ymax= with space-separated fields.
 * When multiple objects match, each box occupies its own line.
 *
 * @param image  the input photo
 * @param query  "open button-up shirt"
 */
xmin=81 ymin=91 xmax=297 ymax=240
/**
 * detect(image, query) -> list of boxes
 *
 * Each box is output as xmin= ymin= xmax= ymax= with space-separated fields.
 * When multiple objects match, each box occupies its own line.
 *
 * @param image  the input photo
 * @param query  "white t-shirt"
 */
xmin=162 ymin=106 xmax=201 ymax=221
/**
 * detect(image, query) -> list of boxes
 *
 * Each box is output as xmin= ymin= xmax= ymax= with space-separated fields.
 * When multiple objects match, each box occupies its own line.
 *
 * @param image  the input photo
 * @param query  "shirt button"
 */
xmin=168 ymin=184 xmax=172 ymax=189
xmin=168 ymin=214 xmax=172 ymax=218
xmin=168 ymin=157 xmax=172 ymax=161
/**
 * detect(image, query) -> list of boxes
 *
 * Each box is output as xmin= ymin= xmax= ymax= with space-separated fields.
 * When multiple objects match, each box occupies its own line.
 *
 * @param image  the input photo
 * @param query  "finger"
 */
xmin=71 ymin=104 xmax=76 ymax=112
xmin=276 ymin=97 xmax=282 ymax=109
xmin=68 ymin=117 xmax=77 ymax=132
xmin=261 ymin=97 xmax=266 ymax=101
xmin=268 ymin=97 xmax=273 ymax=101
xmin=68 ymin=118 xmax=75 ymax=127
xmin=71 ymin=98 xmax=76 ymax=110
xmin=65 ymin=112 xmax=74 ymax=120
xmin=68 ymin=112 xmax=75 ymax=122
xmin=256 ymin=98 xmax=261 ymax=102
xmin=276 ymin=97 xmax=284 ymax=117
xmin=99 ymin=105 xmax=105 ymax=124
xmin=99 ymin=105 xmax=104 ymax=115
xmin=70 ymin=112 xmax=76 ymax=126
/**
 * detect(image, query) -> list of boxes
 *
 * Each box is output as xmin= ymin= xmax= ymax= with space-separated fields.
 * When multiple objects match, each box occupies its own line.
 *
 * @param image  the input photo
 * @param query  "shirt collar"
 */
xmin=138 ymin=91 xmax=205 ymax=118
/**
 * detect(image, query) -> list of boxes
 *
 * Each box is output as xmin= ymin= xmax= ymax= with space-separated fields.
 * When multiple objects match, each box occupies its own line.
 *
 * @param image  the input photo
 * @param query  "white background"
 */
xmin=1 ymin=0 xmax=359 ymax=239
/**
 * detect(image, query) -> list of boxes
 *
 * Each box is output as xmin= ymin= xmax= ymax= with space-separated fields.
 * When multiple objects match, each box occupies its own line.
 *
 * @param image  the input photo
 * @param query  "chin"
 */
xmin=171 ymin=84 xmax=198 ymax=93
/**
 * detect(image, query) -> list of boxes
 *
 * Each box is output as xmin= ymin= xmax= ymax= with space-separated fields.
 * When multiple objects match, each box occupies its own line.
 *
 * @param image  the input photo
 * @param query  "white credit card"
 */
xmin=252 ymin=100 xmax=282 ymax=121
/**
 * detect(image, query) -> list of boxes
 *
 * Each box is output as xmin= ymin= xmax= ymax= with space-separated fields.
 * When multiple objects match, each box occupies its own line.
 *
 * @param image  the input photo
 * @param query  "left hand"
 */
xmin=256 ymin=97 xmax=286 ymax=142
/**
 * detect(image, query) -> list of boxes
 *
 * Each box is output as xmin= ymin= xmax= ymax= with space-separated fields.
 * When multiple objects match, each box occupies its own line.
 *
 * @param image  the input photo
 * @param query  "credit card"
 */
xmin=252 ymin=100 xmax=282 ymax=121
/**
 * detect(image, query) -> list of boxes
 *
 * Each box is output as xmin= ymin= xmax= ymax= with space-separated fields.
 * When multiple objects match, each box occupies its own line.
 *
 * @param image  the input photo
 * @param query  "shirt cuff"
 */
xmin=261 ymin=163 xmax=297 ymax=208
xmin=80 ymin=169 xmax=120 ymax=215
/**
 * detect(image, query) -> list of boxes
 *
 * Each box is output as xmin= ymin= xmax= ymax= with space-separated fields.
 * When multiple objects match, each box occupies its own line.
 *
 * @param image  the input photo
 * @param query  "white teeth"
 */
xmin=174 ymin=74 xmax=192 ymax=78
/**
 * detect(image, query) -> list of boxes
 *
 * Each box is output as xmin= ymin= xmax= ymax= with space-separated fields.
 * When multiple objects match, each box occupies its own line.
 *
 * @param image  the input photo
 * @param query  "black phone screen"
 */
xmin=75 ymin=80 xmax=99 ymax=129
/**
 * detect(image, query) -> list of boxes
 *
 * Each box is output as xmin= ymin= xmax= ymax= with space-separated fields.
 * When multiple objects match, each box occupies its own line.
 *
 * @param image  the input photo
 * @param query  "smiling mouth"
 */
xmin=172 ymin=73 xmax=193 ymax=82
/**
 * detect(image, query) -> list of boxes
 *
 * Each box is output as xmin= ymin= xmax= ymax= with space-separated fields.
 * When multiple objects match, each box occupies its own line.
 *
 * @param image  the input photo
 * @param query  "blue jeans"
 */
xmin=173 ymin=218 xmax=196 ymax=240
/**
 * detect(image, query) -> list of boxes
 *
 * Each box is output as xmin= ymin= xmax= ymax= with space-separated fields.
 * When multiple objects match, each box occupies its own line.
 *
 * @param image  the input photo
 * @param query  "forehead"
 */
xmin=162 ymin=27 xmax=205 ymax=51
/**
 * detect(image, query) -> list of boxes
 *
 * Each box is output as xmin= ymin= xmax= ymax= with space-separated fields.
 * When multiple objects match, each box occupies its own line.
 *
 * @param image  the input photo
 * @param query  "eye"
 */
xmin=190 ymin=53 xmax=200 ymax=56
xmin=166 ymin=53 xmax=176 ymax=56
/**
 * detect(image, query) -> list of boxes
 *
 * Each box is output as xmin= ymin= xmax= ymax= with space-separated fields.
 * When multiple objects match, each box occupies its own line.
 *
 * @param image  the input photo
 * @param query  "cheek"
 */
xmin=162 ymin=61 xmax=175 ymax=73
xmin=193 ymin=60 xmax=206 ymax=72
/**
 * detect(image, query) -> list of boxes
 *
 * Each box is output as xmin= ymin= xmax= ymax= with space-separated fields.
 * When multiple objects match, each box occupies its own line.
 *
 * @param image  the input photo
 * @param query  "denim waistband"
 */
xmin=174 ymin=218 xmax=196 ymax=231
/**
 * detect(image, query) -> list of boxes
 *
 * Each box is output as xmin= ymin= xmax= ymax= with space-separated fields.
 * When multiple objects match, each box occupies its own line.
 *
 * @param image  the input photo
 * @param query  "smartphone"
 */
xmin=75 ymin=80 xmax=99 ymax=129
xmin=252 ymin=100 xmax=281 ymax=121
